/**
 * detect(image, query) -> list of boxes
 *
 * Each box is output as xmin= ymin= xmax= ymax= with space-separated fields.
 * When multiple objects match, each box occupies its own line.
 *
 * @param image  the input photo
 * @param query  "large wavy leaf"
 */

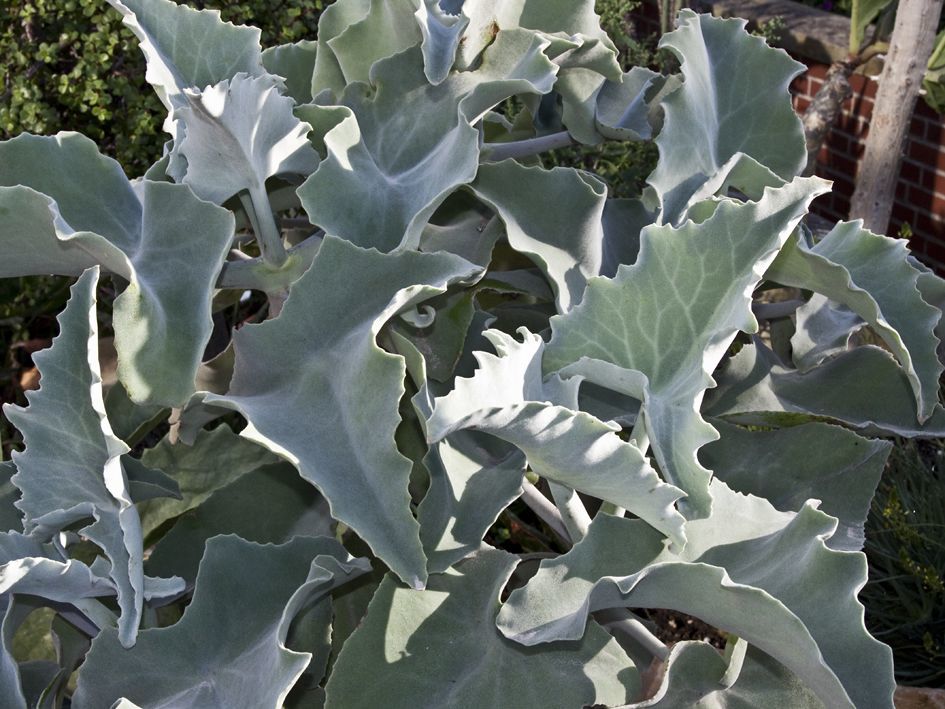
xmin=201 ymin=237 xmax=479 ymax=588
xmin=145 ymin=462 xmax=332 ymax=584
xmin=427 ymin=329 xmax=687 ymax=544
xmin=766 ymin=221 xmax=944 ymax=421
xmin=72 ymin=535 xmax=369 ymax=709
xmin=170 ymin=72 xmax=319 ymax=204
xmin=298 ymin=33 xmax=557 ymax=252
xmin=498 ymin=481 xmax=894 ymax=709
xmin=647 ymin=10 xmax=806 ymax=223
xmin=700 ymin=420 xmax=890 ymax=551
xmin=137 ymin=425 xmax=281 ymax=540
xmin=325 ymin=548 xmax=638 ymax=708
xmin=107 ymin=0 xmax=267 ymax=163
xmin=0 ymin=133 xmax=233 ymax=406
xmin=706 ymin=341 xmax=945 ymax=437
xmin=622 ymin=641 xmax=822 ymax=708
xmin=2 ymin=270 xmax=145 ymax=647
xmin=545 ymin=177 xmax=827 ymax=516
xmin=470 ymin=160 xmax=607 ymax=312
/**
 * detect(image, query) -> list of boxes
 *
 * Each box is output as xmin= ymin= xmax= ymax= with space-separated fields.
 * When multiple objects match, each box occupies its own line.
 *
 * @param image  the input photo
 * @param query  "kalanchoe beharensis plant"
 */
xmin=0 ymin=0 xmax=943 ymax=706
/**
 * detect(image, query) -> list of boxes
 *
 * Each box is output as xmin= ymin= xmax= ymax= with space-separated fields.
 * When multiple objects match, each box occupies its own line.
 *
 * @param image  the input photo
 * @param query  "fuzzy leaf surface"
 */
xmin=325 ymin=548 xmax=638 ymax=708
xmin=546 ymin=178 xmax=826 ymax=516
xmin=72 ymin=535 xmax=369 ymax=709
xmin=647 ymin=10 xmax=806 ymax=222
xmin=2 ymin=270 xmax=145 ymax=647
xmin=0 ymin=134 xmax=233 ymax=406
xmin=203 ymin=237 xmax=480 ymax=588
xmin=766 ymin=221 xmax=944 ymax=421
xmin=498 ymin=481 xmax=894 ymax=709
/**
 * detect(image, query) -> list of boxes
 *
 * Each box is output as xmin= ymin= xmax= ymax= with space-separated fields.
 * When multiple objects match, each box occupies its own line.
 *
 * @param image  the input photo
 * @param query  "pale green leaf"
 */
xmin=2 ymin=270 xmax=144 ymax=647
xmin=595 ymin=67 xmax=661 ymax=141
xmin=137 ymin=425 xmax=281 ymax=540
xmin=427 ymin=329 xmax=688 ymax=544
xmin=202 ymin=237 xmax=480 ymax=588
xmin=648 ymin=10 xmax=806 ymax=223
xmin=766 ymin=221 xmax=944 ymax=422
xmin=262 ymin=40 xmax=318 ymax=104
xmin=0 ymin=133 xmax=234 ymax=407
xmin=416 ymin=0 xmax=469 ymax=84
xmin=622 ymin=641 xmax=822 ymax=708
xmin=498 ymin=481 xmax=894 ymax=709
xmin=325 ymin=0 xmax=422 ymax=88
xmin=298 ymin=32 xmax=558 ymax=252
xmin=310 ymin=0 xmax=372 ymax=98
xmin=170 ymin=73 xmax=319 ymax=204
xmin=72 ymin=535 xmax=369 ymax=709
xmin=0 ymin=533 xmax=115 ymax=603
xmin=706 ymin=341 xmax=945 ymax=437
xmin=791 ymin=294 xmax=864 ymax=371
xmin=107 ymin=0 xmax=266 ymax=162
xmin=546 ymin=177 xmax=827 ymax=516
xmin=145 ymin=462 xmax=332 ymax=583
xmin=470 ymin=160 xmax=607 ymax=311
xmin=700 ymin=420 xmax=890 ymax=551
xmin=324 ymin=548 xmax=639 ymax=708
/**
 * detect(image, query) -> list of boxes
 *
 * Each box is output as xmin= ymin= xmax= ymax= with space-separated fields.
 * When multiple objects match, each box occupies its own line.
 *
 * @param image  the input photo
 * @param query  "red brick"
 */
xmin=908 ymin=140 xmax=945 ymax=172
xmin=891 ymin=202 xmax=918 ymax=225
xmin=807 ymin=63 xmax=829 ymax=80
xmin=917 ymin=237 xmax=945 ymax=266
xmin=794 ymin=96 xmax=811 ymax=114
xmin=925 ymin=119 xmax=944 ymax=144
xmin=909 ymin=184 xmax=937 ymax=212
xmin=823 ymin=151 xmax=858 ymax=178
xmin=899 ymin=160 xmax=923 ymax=186
xmin=929 ymin=169 xmax=945 ymax=198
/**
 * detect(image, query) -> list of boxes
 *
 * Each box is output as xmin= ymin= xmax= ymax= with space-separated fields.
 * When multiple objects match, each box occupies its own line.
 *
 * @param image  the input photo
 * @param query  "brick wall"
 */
xmin=792 ymin=66 xmax=945 ymax=271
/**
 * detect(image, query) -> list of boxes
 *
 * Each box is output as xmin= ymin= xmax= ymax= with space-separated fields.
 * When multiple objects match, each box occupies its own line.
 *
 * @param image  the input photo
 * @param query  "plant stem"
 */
xmin=520 ymin=481 xmax=572 ymax=544
xmin=602 ymin=413 xmax=650 ymax=518
xmin=596 ymin=608 xmax=670 ymax=662
xmin=217 ymin=230 xmax=323 ymax=291
xmin=549 ymin=481 xmax=592 ymax=542
xmin=242 ymin=183 xmax=288 ymax=268
xmin=482 ymin=130 xmax=574 ymax=162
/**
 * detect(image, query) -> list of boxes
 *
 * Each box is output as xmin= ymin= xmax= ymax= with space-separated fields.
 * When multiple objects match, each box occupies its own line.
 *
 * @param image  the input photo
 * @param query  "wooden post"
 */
xmin=848 ymin=0 xmax=944 ymax=234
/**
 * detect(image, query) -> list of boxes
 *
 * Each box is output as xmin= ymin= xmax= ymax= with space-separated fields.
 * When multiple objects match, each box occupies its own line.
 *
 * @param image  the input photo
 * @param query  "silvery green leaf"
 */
xmin=455 ymin=0 xmax=618 ymax=71
xmin=647 ymin=10 xmax=806 ymax=223
xmin=72 ymin=535 xmax=370 ymax=709
xmin=416 ymin=0 xmax=469 ymax=84
xmin=601 ymin=197 xmax=651 ymax=277
xmin=419 ymin=433 xmax=525 ymax=572
xmin=170 ymin=72 xmax=319 ymax=204
xmin=324 ymin=548 xmax=639 ymax=708
xmin=706 ymin=341 xmax=945 ymax=437
xmin=202 ymin=237 xmax=480 ymax=588
xmin=0 ymin=597 xmax=35 ymax=709
xmin=498 ymin=481 xmax=894 ymax=709
xmin=700 ymin=420 xmax=890 ymax=550
xmin=595 ymin=67 xmax=661 ymax=141
xmin=545 ymin=177 xmax=827 ymax=517
xmin=766 ymin=221 xmax=944 ymax=421
xmin=0 ymin=463 xmax=21 ymax=534
xmin=550 ymin=37 xmax=625 ymax=144
xmin=470 ymin=160 xmax=607 ymax=311
xmin=621 ymin=641 xmax=822 ymax=708
xmin=145 ymin=462 xmax=332 ymax=583
xmin=0 ymin=533 xmax=115 ymax=602
xmin=2 ymin=270 xmax=144 ymax=647
xmin=791 ymin=294 xmax=864 ymax=371
xmin=419 ymin=209 xmax=504 ymax=269
xmin=262 ymin=40 xmax=318 ymax=104
xmin=427 ymin=328 xmax=687 ymax=544
xmin=120 ymin=456 xmax=180 ymax=505
xmin=0 ymin=134 xmax=234 ymax=407
xmin=107 ymin=0 xmax=266 ymax=162
xmin=298 ymin=32 xmax=558 ymax=252
xmin=322 ymin=0 xmax=422 ymax=89
xmin=137 ymin=425 xmax=282 ymax=540
xmin=310 ymin=0 xmax=372 ymax=98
